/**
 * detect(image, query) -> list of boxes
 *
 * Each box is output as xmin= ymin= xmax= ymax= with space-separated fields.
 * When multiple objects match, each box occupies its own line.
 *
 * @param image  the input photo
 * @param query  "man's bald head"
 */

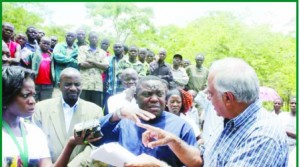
xmin=59 ymin=67 xmax=81 ymax=82
xmin=58 ymin=68 xmax=82 ymax=106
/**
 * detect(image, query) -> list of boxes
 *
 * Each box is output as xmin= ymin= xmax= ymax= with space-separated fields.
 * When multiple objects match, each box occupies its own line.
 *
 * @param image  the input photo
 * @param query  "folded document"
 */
xmin=90 ymin=142 xmax=137 ymax=167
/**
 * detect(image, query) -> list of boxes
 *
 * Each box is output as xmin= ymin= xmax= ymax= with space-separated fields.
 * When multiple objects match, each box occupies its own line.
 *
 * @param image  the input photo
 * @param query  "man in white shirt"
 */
xmin=272 ymin=97 xmax=284 ymax=115
xmin=278 ymin=97 xmax=296 ymax=153
xmin=107 ymin=68 xmax=139 ymax=114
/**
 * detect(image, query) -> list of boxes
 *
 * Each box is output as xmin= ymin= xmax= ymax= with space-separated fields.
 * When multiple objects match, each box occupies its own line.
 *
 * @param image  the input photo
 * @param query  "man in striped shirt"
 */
xmin=125 ymin=57 xmax=288 ymax=167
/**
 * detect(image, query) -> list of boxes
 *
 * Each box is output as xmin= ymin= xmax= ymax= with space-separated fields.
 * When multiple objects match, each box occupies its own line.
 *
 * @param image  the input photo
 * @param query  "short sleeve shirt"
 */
xmin=2 ymin=121 xmax=50 ymax=166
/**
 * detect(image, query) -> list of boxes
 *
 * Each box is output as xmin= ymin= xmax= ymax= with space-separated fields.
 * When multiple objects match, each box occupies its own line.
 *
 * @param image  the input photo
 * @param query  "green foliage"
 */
xmin=2 ymin=3 xmax=43 ymax=33
xmin=2 ymin=3 xmax=67 ymax=43
xmin=154 ymin=12 xmax=296 ymax=104
xmin=262 ymin=102 xmax=273 ymax=112
xmin=85 ymin=3 xmax=154 ymax=44
xmin=43 ymin=25 xmax=68 ymax=44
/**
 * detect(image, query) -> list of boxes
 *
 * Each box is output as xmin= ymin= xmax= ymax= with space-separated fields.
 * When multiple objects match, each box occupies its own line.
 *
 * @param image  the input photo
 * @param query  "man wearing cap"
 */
xmin=170 ymin=54 xmax=189 ymax=89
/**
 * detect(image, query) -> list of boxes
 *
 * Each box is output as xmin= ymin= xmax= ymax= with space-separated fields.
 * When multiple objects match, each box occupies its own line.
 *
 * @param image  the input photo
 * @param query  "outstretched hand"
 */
xmin=136 ymin=123 xmax=176 ymax=148
xmin=114 ymin=104 xmax=156 ymax=123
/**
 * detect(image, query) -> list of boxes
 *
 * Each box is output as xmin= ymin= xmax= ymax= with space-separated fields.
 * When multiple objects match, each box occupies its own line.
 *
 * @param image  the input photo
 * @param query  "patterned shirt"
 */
xmin=106 ymin=55 xmax=124 ymax=95
xmin=117 ymin=58 xmax=146 ymax=77
xmin=78 ymin=46 xmax=108 ymax=91
xmin=202 ymin=100 xmax=288 ymax=167
xmin=144 ymin=62 xmax=150 ymax=75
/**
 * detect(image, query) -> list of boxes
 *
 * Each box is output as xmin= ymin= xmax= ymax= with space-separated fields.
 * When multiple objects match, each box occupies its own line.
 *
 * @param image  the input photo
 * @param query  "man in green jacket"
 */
xmin=53 ymin=31 xmax=78 ymax=86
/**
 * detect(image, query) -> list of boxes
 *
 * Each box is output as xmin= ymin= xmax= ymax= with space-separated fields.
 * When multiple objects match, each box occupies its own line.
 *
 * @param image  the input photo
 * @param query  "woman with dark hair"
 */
xmin=165 ymin=88 xmax=201 ymax=140
xmin=2 ymin=66 xmax=97 ymax=167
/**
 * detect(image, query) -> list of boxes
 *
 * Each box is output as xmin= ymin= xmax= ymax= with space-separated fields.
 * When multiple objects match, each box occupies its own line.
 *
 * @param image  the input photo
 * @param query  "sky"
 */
xmin=42 ymin=2 xmax=296 ymax=34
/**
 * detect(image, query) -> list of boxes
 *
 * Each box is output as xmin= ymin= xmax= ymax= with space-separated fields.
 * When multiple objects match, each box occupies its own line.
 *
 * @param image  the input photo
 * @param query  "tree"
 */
xmin=2 ymin=3 xmax=68 ymax=43
xmin=155 ymin=12 xmax=296 ymax=108
xmin=85 ymin=3 xmax=154 ymax=44
xmin=2 ymin=3 xmax=43 ymax=33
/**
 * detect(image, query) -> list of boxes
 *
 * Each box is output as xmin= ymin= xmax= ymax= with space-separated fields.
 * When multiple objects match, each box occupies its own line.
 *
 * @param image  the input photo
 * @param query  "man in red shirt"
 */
xmin=2 ymin=22 xmax=21 ymax=65
xmin=25 ymin=37 xmax=54 ymax=101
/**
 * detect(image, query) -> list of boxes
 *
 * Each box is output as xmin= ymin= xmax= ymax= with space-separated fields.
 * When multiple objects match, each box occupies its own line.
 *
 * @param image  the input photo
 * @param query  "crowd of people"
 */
xmin=2 ymin=22 xmax=297 ymax=167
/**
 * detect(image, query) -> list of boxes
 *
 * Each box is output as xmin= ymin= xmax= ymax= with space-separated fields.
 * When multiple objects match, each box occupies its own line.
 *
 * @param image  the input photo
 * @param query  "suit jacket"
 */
xmin=33 ymin=97 xmax=103 ymax=166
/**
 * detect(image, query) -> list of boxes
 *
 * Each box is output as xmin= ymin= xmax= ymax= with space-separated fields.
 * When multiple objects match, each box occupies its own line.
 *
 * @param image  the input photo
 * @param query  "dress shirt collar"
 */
xmin=225 ymin=99 xmax=261 ymax=129
xmin=61 ymin=97 xmax=79 ymax=110
xmin=61 ymin=97 xmax=79 ymax=132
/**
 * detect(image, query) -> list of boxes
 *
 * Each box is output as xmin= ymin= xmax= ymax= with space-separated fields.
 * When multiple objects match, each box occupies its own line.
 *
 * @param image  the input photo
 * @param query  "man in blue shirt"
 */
xmin=96 ymin=75 xmax=197 ymax=167
xmin=105 ymin=43 xmax=125 ymax=96
xmin=125 ymin=58 xmax=288 ymax=167
xmin=24 ymin=26 xmax=38 ymax=52
xmin=103 ymin=43 xmax=125 ymax=115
